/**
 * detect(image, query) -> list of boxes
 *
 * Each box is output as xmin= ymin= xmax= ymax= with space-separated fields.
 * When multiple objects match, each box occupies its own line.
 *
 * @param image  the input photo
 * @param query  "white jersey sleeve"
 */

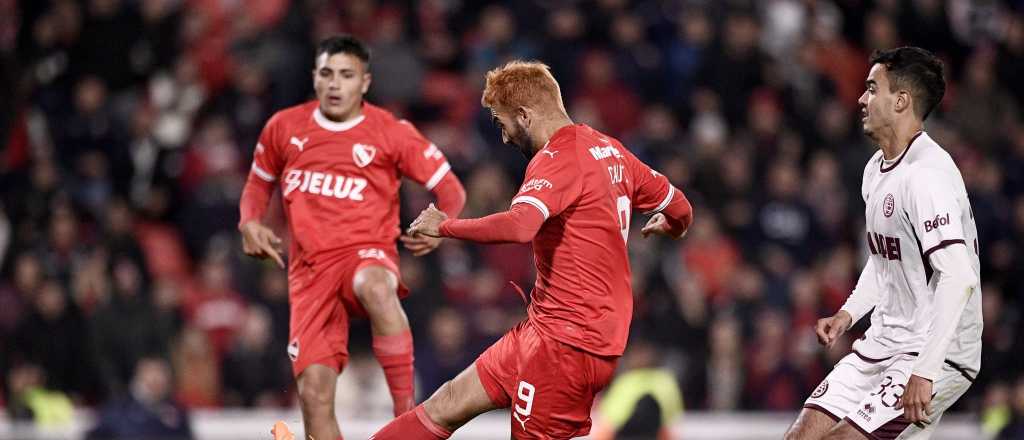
xmin=903 ymin=167 xmax=966 ymax=255
xmin=841 ymin=258 xmax=882 ymax=324
xmin=912 ymin=243 xmax=978 ymax=380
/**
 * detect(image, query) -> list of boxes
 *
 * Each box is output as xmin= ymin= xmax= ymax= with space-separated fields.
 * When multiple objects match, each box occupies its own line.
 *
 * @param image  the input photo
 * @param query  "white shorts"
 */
xmin=803 ymin=351 xmax=974 ymax=439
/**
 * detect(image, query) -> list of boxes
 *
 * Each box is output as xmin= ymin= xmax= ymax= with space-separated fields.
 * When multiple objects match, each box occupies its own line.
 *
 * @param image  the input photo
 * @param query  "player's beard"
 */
xmin=507 ymin=121 xmax=535 ymax=159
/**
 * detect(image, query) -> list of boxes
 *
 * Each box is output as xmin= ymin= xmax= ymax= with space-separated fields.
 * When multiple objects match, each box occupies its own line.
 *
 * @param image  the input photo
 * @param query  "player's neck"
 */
xmin=877 ymin=119 xmax=923 ymax=161
xmin=531 ymin=114 xmax=574 ymax=153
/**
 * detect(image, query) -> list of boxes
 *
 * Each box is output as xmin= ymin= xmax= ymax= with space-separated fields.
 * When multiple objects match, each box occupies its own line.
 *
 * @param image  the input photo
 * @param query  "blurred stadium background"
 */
xmin=1 ymin=0 xmax=1023 ymax=439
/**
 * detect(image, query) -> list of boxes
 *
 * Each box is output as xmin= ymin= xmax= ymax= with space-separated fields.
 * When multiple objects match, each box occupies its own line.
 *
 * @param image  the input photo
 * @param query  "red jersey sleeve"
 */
xmin=623 ymin=148 xmax=674 ymax=214
xmin=510 ymin=147 xmax=583 ymax=220
xmin=388 ymin=119 xmax=452 ymax=191
xmin=239 ymin=114 xmax=286 ymax=225
xmin=250 ymin=115 xmax=285 ymax=183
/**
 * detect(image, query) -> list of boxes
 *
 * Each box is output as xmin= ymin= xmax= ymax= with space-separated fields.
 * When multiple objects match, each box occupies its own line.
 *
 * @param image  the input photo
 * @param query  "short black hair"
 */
xmin=316 ymin=35 xmax=371 ymax=65
xmin=869 ymin=47 xmax=945 ymax=120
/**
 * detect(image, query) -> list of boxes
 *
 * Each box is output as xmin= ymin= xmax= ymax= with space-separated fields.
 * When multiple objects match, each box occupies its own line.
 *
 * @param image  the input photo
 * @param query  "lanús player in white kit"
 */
xmin=785 ymin=47 xmax=982 ymax=440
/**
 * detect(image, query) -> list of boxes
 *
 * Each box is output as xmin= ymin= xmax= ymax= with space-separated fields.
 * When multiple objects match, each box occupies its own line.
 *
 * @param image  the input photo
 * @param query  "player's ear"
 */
xmin=895 ymin=90 xmax=911 ymax=114
xmin=516 ymin=106 xmax=530 ymax=127
xmin=361 ymin=72 xmax=372 ymax=94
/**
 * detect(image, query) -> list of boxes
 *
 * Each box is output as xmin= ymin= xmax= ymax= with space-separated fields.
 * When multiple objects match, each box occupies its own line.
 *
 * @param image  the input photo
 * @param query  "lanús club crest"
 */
xmin=811 ymin=380 xmax=829 ymax=398
xmin=883 ymin=193 xmax=895 ymax=217
xmin=352 ymin=143 xmax=376 ymax=168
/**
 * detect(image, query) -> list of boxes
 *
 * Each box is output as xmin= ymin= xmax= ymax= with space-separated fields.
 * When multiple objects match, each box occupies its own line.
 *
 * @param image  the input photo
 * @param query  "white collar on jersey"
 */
xmin=313 ymin=107 xmax=366 ymax=132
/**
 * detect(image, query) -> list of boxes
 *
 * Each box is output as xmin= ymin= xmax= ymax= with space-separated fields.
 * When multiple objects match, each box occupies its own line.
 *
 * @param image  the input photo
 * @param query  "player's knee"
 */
xmin=782 ymin=428 xmax=804 ymax=440
xmin=783 ymin=415 xmax=818 ymax=440
xmin=297 ymin=376 xmax=334 ymax=412
xmin=354 ymin=270 xmax=396 ymax=311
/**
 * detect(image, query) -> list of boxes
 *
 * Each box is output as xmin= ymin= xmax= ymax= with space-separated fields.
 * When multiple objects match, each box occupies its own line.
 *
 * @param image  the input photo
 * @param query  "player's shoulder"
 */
xmin=267 ymin=101 xmax=318 ymax=128
xmin=362 ymin=102 xmax=425 ymax=137
xmin=905 ymin=134 xmax=958 ymax=180
xmin=362 ymin=102 xmax=408 ymax=128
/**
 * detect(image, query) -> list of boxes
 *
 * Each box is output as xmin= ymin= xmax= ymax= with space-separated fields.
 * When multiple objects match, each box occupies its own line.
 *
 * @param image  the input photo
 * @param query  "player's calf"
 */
xmin=297 ymin=365 xmax=342 ymax=440
xmin=354 ymin=265 xmax=416 ymax=415
xmin=422 ymin=364 xmax=499 ymax=431
xmin=371 ymin=365 xmax=498 ymax=439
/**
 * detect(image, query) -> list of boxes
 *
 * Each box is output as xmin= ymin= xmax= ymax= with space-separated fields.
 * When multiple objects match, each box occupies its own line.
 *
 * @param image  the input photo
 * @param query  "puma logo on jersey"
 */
xmin=290 ymin=136 xmax=309 ymax=152
xmin=287 ymin=339 xmax=299 ymax=362
xmin=513 ymin=412 xmax=530 ymax=431
xmin=423 ymin=143 xmax=444 ymax=160
xmin=352 ymin=143 xmax=376 ymax=167
xmin=540 ymin=150 xmax=558 ymax=158
xmin=866 ymin=231 xmax=902 ymax=261
xmin=924 ymin=213 xmax=950 ymax=232
xmin=283 ymin=169 xmax=367 ymax=201
xmin=589 ymin=145 xmax=622 ymax=160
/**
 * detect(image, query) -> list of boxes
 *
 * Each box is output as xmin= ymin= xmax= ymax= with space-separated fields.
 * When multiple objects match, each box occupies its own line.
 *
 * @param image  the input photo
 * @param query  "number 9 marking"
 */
xmin=515 ymin=381 xmax=535 ymax=417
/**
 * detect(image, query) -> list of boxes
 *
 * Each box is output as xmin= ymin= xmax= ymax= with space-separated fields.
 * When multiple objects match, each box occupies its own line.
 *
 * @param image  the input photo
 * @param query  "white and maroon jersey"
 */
xmin=249 ymin=101 xmax=452 ymax=263
xmin=510 ymin=124 xmax=678 ymax=357
xmin=856 ymin=131 xmax=982 ymax=376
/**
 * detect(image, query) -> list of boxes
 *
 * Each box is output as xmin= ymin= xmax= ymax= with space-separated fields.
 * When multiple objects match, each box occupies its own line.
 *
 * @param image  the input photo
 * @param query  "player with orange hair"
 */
xmin=370 ymin=60 xmax=694 ymax=439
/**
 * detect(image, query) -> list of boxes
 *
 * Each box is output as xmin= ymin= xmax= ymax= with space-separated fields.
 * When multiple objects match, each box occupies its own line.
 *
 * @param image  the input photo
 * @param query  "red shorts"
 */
xmin=287 ymin=246 xmax=407 ymax=377
xmin=475 ymin=320 xmax=618 ymax=439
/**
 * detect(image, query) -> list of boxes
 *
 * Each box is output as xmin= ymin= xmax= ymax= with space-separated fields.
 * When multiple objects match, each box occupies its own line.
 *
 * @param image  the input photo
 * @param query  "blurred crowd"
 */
xmin=2 ymin=0 xmax=1024 ymax=437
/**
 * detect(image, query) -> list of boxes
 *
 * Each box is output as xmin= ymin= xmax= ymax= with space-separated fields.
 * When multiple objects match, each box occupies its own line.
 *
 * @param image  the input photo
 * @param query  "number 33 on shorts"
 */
xmin=514 ymin=381 xmax=535 ymax=431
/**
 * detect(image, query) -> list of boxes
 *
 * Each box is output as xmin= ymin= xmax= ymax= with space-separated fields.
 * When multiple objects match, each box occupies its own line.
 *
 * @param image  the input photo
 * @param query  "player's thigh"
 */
xmin=804 ymin=353 xmax=887 ymax=423
xmin=346 ymin=248 xmax=408 ymax=315
xmin=895 ymin=367 xmax=973 ymax=440
xmin=510 ymin=332 xmax=616 ymax=439
xmin=422 ymin=363 xmax=501 ymax=430
xmin=288 ymin=262 xmax=351 ymax=377
xmin=785 ymin=407 xmax=842 ymax=440
xmin=352 ymin=264 xmax=398 ymax=298
xmin=842 ymin=355 xmax=920 ymax=440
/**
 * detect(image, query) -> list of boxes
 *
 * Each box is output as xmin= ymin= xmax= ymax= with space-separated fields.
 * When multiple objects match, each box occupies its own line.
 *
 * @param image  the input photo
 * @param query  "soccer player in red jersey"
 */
xmin=238 ymin=36 xmax=466 ymax=440
xmin=371 ymin=61 xmax=694 ymax=439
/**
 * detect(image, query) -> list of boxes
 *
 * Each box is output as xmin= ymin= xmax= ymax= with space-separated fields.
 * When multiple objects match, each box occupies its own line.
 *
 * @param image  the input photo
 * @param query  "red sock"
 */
xmin=371 ymin=405 xmax=451 ymax=439
xmin=373 ymin=330 xmax=415 ymax=415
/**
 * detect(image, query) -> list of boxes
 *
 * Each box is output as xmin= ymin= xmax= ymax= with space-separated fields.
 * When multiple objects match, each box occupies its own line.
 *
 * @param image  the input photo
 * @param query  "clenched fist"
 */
xmin=815 ymin=310 xmax=852 ymax=349
xmin=407 ymin=203 xmax=447 ymax=239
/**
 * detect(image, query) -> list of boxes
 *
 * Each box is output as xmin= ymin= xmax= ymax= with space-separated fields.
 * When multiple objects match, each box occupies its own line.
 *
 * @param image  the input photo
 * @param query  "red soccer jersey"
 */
xmin=248 ymin=101 xmax=453 ymax=263
xmin=511 ymin=124 xmax=677 ymax=356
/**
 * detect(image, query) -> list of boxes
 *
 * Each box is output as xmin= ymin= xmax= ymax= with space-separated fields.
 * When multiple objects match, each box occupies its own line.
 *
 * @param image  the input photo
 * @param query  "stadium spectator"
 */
xmin=86 ymin=357 xmax=193 ymax=440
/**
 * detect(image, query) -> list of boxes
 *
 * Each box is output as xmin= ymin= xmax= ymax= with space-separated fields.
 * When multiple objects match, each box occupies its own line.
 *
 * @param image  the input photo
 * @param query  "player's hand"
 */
xmin=407 ymin=203 xmax=447 ymax=239
xmin=400 ymin=233 xmax=442 ymax=257
xmin=896 ymin=374 xmax=933 ymax=424
xmin=641 ymin=213 xmax=686 ymax=239
xmin=815 ymin=310 xmax=852 ymax=348
xmin=239 ymin=220 xmax=285 ymax=268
